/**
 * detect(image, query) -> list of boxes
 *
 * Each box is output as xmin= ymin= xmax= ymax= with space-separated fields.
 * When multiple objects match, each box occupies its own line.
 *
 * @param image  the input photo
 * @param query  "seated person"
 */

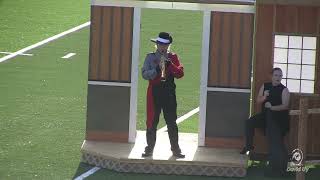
xmin=240 ymin=67 xmax=290 ymax=176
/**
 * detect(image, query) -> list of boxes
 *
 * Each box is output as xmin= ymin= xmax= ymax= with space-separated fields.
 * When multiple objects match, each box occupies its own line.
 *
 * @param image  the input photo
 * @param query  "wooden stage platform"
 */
xmin=81 ymin=131 xmax=248 ymax=177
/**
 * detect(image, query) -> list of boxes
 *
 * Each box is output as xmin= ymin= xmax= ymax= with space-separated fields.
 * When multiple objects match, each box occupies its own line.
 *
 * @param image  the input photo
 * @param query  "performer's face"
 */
xmin=157 ymin=43 xmax=169 ymax=54
xmin=272 ymin=69 xmax=283 ymax=85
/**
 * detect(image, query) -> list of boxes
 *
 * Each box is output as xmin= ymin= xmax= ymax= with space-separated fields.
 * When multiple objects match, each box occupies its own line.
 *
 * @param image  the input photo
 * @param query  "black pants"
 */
xmin=145 ymin=85 xmax=181 ymax=153
xmin=245 ymin=110 xmax=288 ymax=173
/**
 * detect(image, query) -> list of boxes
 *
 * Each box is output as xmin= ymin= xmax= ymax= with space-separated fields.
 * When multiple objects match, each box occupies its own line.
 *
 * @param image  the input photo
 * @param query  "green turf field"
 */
xmin=1 ymin=0 xmax=319 ymax=179
xmin=0 ymin=0 xmax=90 ymax=179
xmin=0 ymin=0 xmax=90 ymax=53
xmin=0 ymin=27 xmax=90 ymax=180
xmin=0 ymin=4 xmax=201 ymax=179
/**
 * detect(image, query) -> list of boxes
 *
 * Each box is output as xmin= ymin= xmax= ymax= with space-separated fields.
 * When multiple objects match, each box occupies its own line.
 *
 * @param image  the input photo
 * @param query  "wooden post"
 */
xmin=296 ymin=97 xmax=308 ymax=180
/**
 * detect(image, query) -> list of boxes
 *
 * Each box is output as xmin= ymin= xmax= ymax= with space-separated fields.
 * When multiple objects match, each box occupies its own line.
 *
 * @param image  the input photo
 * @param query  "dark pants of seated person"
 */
xmin=244 ymin=110 xmax=288 ymax=173
xmin=265 ymin=110 xmax=288 ymax=174
xmin=244 ymin=112 xmax=266 ymax=150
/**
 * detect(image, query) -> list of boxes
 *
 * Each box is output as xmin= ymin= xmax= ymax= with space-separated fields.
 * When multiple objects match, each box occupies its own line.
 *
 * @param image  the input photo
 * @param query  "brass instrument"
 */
xmin=160 ymin=55 xmax=167 ymax=82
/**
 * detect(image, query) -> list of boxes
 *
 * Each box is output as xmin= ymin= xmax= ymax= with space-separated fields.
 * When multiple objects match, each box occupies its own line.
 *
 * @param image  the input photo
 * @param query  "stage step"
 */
xmin=81 ymin=131 xmax=248 ymax=177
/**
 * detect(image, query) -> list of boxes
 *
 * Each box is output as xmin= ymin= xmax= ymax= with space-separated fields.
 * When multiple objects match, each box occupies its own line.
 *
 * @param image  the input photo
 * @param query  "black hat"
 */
xmin=151 ymin=32 xmax=173 ymax=45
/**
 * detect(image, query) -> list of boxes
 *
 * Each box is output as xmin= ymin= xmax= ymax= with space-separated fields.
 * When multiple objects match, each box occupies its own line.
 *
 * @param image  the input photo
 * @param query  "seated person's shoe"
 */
xmin=172 ymin=151 xmax=185 ymax=158
xmin=240 ymin=146 xmax=253 ymax=155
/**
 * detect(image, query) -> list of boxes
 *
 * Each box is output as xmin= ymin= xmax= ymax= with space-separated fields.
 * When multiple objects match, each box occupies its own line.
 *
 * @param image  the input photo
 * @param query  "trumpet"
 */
xmin=160 ymin=55 xmax=166 ymax=82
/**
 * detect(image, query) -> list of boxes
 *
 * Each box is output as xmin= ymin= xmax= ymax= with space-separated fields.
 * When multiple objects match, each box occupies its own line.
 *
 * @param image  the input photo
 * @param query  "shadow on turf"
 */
xmin=72 ymin=162 xmax=97 ymax=179
xmin=248 ymin=161 xmax=320 ymax=180
xmin=71 ymin=161 xmax=320 ymax=180
xmin=247 ymin=161 xmax=292 ymax=180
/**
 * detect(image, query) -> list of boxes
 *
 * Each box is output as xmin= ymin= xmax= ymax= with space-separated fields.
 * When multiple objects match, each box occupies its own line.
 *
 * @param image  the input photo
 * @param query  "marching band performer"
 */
xmin=141 ymin=32 xmax=185 ymax=158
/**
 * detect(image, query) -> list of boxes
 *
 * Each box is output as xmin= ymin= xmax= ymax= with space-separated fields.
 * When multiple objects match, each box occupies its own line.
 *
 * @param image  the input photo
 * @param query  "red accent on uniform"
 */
xmin=168 ymin=53 xmax=184 ymax=78
xmin=146 ymin=52 xmax=184 ymax=129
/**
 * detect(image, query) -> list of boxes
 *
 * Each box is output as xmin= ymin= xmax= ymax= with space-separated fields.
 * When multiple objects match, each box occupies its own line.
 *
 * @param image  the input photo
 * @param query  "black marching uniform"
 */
xmin=141 ymin=50 xmax=184 ymax=158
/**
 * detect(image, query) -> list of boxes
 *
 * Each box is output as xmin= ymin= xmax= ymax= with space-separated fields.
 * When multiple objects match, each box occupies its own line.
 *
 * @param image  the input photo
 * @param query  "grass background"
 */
xmin=0 ymin=0 xmax=90 ymax=57
xmin=0 ymin=0 xmax=90 ymax=179
xmin=0 ymin=1 xmax=202 ymax=179
xmin=0 ymin=27 xmax=90 ymax=179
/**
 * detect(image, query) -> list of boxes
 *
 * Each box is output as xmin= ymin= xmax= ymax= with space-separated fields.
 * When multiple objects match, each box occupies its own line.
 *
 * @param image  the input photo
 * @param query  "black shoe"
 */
xmin=173 ymin=151 xmax=185 ymax=158
xmin=240 ymin=147 xmax=253 ymax=155
xmin=142 ymin=150 xmax=153 ymax=157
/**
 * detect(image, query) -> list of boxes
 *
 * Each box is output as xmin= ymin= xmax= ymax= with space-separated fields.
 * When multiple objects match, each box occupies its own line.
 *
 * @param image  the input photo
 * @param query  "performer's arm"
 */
xmin=257 ymin=84 xmax=267 ymax=104
xmin=168 ymin=54 xmax=184 ymax=79
xmin=141 ymin=54 xmax=160 ymax=80
xmin=270 ymin=88 xmax=290 ymax=111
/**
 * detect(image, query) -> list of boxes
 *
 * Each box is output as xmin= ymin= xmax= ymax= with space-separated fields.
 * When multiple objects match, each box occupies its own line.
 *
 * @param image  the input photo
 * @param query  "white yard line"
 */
xmin=0 ymin=21 xmax=90 ymax=63
xmin=88 ymin=81 xmax=131 ymax=87
xmin=62 ymin=53 xmax=76 ymax=59
xmin=157 ymin=107 xmax=200 ymax=133
xmin=0 ymin=51 xmax=33 ymax=56
xmin=74 ymin=167 xmax=101 ymax=180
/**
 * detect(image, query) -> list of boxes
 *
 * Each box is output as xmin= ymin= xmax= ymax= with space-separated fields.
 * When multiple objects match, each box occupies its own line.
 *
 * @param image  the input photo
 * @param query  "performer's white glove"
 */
xmin=265 ymin=102 xmax=272 ymax=109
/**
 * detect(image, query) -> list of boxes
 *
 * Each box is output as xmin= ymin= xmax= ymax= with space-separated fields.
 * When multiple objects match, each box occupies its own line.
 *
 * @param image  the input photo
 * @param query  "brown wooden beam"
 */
xmin=258 ymin=0 xmax=320 ymax=6
xmin=86 ymin=131 xmax=129 ymax=143
xmin=296 ymin=97 xmax=308 ymax=180
xmin=205 ymin=137 xmax=244 ymax=149
xmin=289 ymin=108 xmax=320 ymax=116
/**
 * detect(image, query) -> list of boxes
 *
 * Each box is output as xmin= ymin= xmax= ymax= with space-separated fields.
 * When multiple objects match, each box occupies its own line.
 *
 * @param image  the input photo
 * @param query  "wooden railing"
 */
xmin=289 ymin=96 xmax=320 ymax=180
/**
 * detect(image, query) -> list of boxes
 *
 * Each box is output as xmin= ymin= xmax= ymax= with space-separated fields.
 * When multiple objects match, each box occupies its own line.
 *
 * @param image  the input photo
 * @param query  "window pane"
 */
xmin=274 ymin=63 xmax=287 ymax=78
xmin=275 ymin=35 xmax=288 ymax=48
xmin=288 ymin=49 xmax=301 ymax=64
xmin=289 ymin=36 xmax=302 ymax=49
xmin=301 ymin=80 xmax=314 ymax=93
xmin=282 ymin=79 xmax=287 ymax=86
xmin=303 ymin=37 xmax=317 ymax=49
xmin=301 ymin=65 xmax=315 ymax=80
xmin=287 ymin=79 xmax=300 ymax=93
xmin=274 ymin=48 xmax=287 ymax=63
xmin=287 ymin=64 xmax=301 ymax=79
xmin=302 ymin=50 xmax=316 ymax=65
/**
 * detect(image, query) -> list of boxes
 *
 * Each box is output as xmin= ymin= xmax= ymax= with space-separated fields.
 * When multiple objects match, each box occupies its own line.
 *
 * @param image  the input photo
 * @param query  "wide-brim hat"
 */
xmin=151 ymin=32 xmax=173 ymax=45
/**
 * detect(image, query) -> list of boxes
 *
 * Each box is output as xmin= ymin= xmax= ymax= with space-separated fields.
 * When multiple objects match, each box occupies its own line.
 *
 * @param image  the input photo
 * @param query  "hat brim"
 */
xmin=150 ymin=38 xmax=171 ymax=45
